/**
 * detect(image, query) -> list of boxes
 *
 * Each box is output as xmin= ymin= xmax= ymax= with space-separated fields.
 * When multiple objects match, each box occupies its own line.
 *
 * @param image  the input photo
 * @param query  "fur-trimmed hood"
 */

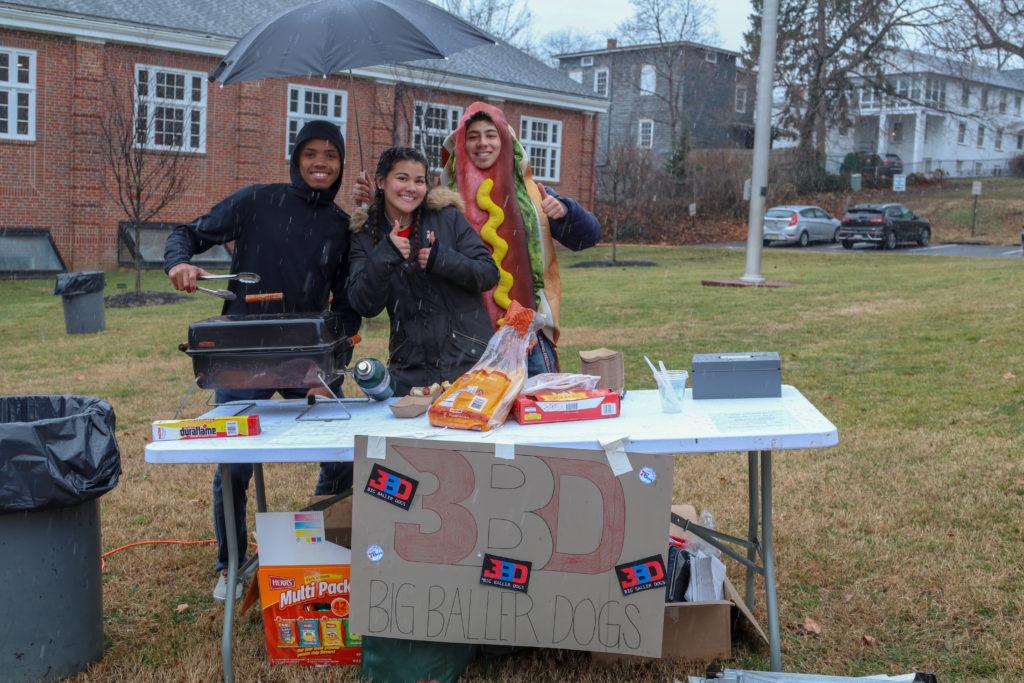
xmin=350 ymin=186 xmax=465 ymax=232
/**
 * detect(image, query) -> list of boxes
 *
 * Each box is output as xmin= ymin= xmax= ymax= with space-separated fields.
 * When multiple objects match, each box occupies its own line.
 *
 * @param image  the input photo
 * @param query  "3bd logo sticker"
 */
xmin=479 ymin=553 xmax=532 ymax=593
xmin=615 ymin=555 xmax=667 ymax=596
xmin=364 ymin=464 xmax=418 ymax=510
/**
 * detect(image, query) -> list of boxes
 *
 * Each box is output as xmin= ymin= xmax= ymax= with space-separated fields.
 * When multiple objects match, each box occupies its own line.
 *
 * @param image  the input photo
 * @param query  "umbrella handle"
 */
xmin=348 ymin=69 xmax=364 ymax=172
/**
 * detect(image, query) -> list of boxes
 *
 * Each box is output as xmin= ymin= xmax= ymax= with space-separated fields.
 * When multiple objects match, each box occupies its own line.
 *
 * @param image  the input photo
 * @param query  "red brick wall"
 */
xmin=0 ymin=28 xmax=598 ymax=269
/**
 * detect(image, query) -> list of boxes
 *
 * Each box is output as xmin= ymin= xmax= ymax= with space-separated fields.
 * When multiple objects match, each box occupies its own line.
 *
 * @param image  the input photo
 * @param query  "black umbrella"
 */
xmin=210 ymin=0 xmax=494 ymax=83
xmin=209 ymin=0 xmax=494 ymax=169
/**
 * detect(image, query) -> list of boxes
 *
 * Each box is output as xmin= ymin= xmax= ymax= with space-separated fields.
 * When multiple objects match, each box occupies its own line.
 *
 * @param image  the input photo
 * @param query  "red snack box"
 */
xmin=513 ymin=388 xmax=621 ymax=425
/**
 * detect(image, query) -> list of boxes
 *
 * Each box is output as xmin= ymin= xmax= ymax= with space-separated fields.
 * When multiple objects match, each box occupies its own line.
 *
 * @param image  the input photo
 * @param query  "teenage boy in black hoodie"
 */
xmin=164 ymin=120 xmax=360 ymax=601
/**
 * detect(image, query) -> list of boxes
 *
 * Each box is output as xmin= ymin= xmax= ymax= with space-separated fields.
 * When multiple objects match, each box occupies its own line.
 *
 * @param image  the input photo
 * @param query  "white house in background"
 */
xmin=828 ymin=50 xmax=1024 ymax=176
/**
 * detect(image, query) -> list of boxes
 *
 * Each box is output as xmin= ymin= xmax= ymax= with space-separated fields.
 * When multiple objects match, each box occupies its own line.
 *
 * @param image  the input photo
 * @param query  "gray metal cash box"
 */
xmin=691 ymin=352 xmax=781 ymax=399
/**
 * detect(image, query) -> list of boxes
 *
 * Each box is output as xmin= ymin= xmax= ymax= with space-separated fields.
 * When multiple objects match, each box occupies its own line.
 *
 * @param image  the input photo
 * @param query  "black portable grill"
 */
xmin=182 ymin=313 xmax=357 ymax=392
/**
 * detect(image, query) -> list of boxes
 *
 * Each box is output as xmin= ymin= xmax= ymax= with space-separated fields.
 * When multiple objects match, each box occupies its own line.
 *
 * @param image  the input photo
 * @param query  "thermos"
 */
xmin=353 ymin=358 xmax=396 ymax=401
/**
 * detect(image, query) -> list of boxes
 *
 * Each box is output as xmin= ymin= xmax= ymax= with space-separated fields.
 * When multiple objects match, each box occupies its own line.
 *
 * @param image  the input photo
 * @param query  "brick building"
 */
xmin=0 ymin=0 xmax=605 ymax=273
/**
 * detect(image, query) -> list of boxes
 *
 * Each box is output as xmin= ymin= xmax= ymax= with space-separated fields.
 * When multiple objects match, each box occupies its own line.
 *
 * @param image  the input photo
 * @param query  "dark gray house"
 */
xmin=556 ymin=39 xmax=756 ymax=164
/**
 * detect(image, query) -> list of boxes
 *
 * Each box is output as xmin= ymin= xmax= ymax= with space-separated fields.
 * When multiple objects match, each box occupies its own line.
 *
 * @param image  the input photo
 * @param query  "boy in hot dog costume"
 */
xmin=440 ymin=102 xmax=601 ymax=373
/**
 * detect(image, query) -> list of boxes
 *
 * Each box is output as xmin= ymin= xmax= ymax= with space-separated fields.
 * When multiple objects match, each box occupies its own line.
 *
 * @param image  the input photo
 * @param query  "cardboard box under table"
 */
xmin=255 ymin=511 xmax=361 ymax=666
xmin=593 ymin=505 xmax=767 ymax=665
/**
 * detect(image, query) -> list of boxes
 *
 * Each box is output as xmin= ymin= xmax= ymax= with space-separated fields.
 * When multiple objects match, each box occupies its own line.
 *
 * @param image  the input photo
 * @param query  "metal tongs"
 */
xmin=199 ymin=272 xmax=261 ymax=284
xmin=195 ymin=272 xmax=261 ymax=301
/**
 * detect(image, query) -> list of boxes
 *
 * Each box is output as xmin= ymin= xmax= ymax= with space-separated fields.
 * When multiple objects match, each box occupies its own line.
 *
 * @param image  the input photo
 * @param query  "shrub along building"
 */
xmin=0 ymin=0 xmax=605 ymax=273
xmin=555 ymin=38 xmax=756 ymax=166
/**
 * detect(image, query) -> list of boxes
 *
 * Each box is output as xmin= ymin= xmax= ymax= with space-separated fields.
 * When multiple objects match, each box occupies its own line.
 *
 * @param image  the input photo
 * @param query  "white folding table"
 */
xmin=145 ymin=386 xmax=838 ymax=681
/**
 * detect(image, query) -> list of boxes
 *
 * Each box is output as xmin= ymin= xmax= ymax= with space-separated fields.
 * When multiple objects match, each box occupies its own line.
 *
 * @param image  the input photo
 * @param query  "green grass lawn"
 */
xmin=2 ymin=245 xmax=1022 ymax=681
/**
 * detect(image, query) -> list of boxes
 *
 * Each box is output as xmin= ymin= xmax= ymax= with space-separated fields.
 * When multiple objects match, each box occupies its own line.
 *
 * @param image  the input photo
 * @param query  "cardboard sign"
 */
xmin=349 ymin=437 xmax=675 ymax=658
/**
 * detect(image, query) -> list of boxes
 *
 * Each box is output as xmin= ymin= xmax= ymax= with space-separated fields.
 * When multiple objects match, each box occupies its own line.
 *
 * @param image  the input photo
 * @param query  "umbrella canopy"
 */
xmin=209 ymin=0 xmax=496 ymax=84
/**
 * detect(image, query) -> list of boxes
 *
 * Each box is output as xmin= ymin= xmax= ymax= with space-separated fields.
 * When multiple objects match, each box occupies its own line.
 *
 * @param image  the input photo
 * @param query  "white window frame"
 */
xmin=998 ymin=91 xmax=1007 ymax=114
xmin=960 ymin=84 xmax=970 ymax=106
xmin=704 ymin=50 xmax=717 ymax=64
xmin=637 ymin=118 xmax=653 ymax=148
xmin=1015 ymin=95 xmax=1022 ymax=116
xmin=580 ymin=56 xmax=594 ymax=67
xmin=0 ymin=46 xmax=37 ymax=141
xmin=735 ymin=84 xmax=748 ymax=113
xmin=411 ymin=101 xmax=462 ymax=173
xmin=594 ymin=67 xmax=609 ymax=97
xmin=639 ymin=64 xmax=656 ymax=96
xmin=957 ymin=121 xmax=967 ymax=145
xmin=995 ymin=127 xmax=1003 ymax=151
xmin=134 ymin=64 xmax=207 ymax=153
xmin=924 ymin=77 xmax=946 ymax=108
xmin=285 ymin=84 xmax=347 ymax=158
xmin=520 ymin=115 xmax=562 ymax=182
xmin=568 ymin=70 xmax=583 ymax=84
xmin=976 ymin=125 xmax=985 ymax=148
xmin=1018 ymin=133 xmax=1023 ymax=151
xmin=860 ymin=86 xmax=879 ymax=110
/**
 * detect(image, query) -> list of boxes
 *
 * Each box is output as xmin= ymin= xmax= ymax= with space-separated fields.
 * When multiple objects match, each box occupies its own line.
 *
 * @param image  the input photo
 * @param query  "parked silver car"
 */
xmin=762 ymin=205 xmax=841 ymax=247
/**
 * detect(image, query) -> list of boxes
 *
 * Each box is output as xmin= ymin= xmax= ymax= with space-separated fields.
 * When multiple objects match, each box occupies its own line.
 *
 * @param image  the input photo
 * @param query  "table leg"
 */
xmin=219 ymin=463 xmax=237 ymax=683
xmin=253 ymin=463 xmax=267 ymax=513
xmin=760 ymin=450 xmax=781 ymax=671
xmin=746 ymin=450 xmax=760 ymax=609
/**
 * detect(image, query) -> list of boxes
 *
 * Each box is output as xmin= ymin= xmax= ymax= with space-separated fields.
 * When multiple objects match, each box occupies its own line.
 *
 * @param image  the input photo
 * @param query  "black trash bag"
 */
xmin=0 ymin=395 xmax=121 ymax=512
xmin=54 ymin=271 xmax=105 ymax=297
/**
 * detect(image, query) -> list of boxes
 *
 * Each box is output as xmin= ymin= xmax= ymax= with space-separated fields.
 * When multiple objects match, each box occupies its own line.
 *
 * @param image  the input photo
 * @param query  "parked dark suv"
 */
xmin=838 ymin=204 xmax=932 ymax=249
xmin=880 ymin=153 xmax=903 ymax=176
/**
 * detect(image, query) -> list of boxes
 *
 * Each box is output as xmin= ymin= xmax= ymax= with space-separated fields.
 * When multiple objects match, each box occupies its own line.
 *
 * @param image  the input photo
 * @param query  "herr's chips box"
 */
xmin=255 ymin=512 xmax=360 ymax=666
xmin=513 ymin=388 xmax=621 ymax=425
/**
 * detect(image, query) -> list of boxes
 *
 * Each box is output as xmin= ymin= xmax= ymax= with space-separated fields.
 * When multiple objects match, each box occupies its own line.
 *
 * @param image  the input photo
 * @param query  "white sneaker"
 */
xmin=213 ymin=573 xmax=243 ymax=602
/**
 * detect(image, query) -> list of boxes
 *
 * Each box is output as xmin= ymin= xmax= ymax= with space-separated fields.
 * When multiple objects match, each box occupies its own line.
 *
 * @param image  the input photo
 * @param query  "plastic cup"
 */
xmin=656 ymin=370 xmax=687 ymax=413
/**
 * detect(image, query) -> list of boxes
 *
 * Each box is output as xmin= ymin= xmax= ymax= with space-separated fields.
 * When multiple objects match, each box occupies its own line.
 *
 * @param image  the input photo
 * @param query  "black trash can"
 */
xmin=53 ymin=272 xmax=106 ymax=334
xmin=0 ymin=396 xmax=121 ymax=682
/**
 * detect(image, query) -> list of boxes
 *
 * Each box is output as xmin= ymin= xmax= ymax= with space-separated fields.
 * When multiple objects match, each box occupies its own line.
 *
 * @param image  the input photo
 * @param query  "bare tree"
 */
xmin=98 ymin=60 xmax=196 ymax=294
xmin=538 ymin=28 xmax=601 ymax=67
xmin=434 ymin=0 xmax=534 ymax=49
xmin=613 ymin=0 xmax=719 ymax=147
xmin=595 ymin=145 xmax=658 ymax=263
xmin=919 ymin=0 xmax=1024 ymax=63
xmin=745 ymin=0 xmax=941 ymax=176
xmin=617 ymin=0 xmax=718 ymax=45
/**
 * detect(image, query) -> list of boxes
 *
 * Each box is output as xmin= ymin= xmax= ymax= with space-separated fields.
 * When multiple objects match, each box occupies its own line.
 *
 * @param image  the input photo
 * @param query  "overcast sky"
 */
xmin=525 ymin=0 xmax=755 ymax=52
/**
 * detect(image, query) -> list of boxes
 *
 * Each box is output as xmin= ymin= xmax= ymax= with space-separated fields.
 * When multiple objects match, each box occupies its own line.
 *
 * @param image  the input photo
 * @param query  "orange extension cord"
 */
xmin=101 ymin=539 xmax=259 ymax=571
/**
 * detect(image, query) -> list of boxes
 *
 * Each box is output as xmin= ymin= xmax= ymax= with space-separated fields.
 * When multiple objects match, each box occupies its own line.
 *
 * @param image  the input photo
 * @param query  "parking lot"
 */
xmin=716 ymin=240 xmax=1024 ymax=259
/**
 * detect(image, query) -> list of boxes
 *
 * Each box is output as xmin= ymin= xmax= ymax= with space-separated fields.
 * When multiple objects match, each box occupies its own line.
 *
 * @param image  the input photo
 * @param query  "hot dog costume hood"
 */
xmin=441 ymin=102 xmax=562 ymax=343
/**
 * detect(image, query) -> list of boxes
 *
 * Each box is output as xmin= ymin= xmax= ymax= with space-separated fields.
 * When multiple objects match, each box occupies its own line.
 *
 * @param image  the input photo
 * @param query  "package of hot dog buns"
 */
xmin=428 ymin=301 xmax=540 ymax=432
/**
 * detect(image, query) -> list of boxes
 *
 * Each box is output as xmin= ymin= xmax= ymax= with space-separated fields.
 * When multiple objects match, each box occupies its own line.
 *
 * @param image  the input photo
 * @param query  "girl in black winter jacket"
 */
xmin=347 ymin=147 xmax=499 ymax=396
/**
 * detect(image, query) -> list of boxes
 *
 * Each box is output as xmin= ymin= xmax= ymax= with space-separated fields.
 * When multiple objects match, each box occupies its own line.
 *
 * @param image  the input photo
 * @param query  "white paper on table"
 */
xmin=709 ymin=410 xmax=803 ymax=434
xmin=267 ymin=421 xmax=351 ymax=447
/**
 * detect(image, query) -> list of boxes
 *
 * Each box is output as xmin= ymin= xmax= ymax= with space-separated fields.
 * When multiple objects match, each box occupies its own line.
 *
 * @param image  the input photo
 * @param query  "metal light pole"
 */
xmin=741 ymin=0 xmax=780 ymax=283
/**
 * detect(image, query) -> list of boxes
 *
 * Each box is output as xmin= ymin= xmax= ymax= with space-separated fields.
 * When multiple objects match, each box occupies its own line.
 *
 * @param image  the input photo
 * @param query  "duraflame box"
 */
xmin=255 ymin=512 xmax=361 ymax=666
xmin=592 ymin=505 xmax=767 ymax=665
xmin=513 ymin=388 xmax=620 ymax=425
